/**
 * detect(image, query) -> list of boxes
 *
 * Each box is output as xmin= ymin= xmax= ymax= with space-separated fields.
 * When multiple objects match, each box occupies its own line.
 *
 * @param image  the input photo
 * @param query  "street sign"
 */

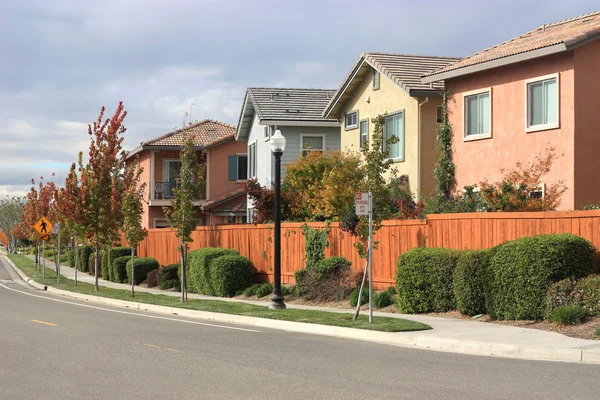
xmin=355 ymin=192 xmax=370 ymax=216
xmin=51 ymin=222 xmax=60 ymax=235
xmin=40 ymin=233 xmax=50 ymax=241
xmin=34 ymin=216 xmax=52 ymax=236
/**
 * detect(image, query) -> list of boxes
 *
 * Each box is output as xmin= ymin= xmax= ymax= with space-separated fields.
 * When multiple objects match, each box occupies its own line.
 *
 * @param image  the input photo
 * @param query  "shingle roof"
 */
xmin=423 ymin=10 xmax=600 ymax=80
xmin=202 ymin=187 xmax=246 ymax=212
xmin=236 ymin=87 xmax=339 ymax=140
xmin=323 ymin=52 xmax=459 ymax=118
xmin=142 ymin=119 xmax=236 ymax=147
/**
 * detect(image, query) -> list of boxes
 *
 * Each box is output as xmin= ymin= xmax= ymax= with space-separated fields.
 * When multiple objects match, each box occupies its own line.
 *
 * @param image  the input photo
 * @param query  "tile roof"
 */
xmin=246 ymin=87 xmax=338 ymax=121
xmin=324 ymin=52 xmax=459 ymax=118
xmin=423 ymin=11 xmax=600 ymax=80
xmin=202 ymin=187 xmax=246 ymax=212
xmin=142 ymin=119 xmax=236 ymax=147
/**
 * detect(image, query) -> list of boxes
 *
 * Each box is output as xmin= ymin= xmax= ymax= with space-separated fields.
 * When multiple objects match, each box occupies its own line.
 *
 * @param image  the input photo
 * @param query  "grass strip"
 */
xmin=6 ymin=255 xmax=431 ymax=333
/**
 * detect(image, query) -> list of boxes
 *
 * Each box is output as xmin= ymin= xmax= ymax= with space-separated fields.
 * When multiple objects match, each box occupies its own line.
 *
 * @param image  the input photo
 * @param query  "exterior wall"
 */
xmin=206 ymin=139 xmax=247 ymax=199
xmin=573 ymin=39 xmax=600 ymax=207
xmin=247 ymin=114 xmax=271 ymax=187
xmin=418 ymin=97 xmax=443 ymax=198
xmin=445 ymin=51 xmax=576 ymax=210
xmin=336 ymin=65 xmax=440 ymax=197
xmin=137 ymin=151 xmax=152 ymax=229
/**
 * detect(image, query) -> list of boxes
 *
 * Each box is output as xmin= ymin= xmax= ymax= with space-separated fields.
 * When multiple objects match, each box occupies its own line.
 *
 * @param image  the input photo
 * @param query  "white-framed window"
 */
xmin=529 ymin=183 xmax=546 ymax=199
xmin=248 ymin=142 xmax=257 ymax=179
xmin=300 ymin=134 xmax=326 ymax=156
xmin=154 ymin=219 xmax=171 ymax=229
xmin=463 ymin=88 xmax=492 ymax=141
xmin=526 ymin=73 xmax=559 ymax=133
xmin=345 ymin=110 xmax=358 ymax=130
xmin=383 ymin=111 xmax=404 ymax=161
xmin=373 ymin=70 xmax=380 ymax=91
xmin=359 ymin=119 xmax=368 ymax=149
xmin=264 ymin=126 xmax=272 ymax=141
xmin=436 ymin=106 xmax=443 ymax=124
xmin=228 ymin=154 xmax=247 ymax=181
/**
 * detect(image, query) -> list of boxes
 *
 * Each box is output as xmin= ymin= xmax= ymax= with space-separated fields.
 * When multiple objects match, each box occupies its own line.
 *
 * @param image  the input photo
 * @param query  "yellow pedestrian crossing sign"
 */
xmin=34 ymin=217 xmax=52 ymax=236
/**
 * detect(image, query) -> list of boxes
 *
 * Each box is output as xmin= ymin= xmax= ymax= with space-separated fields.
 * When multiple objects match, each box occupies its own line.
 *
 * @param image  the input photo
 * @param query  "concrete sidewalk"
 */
xmin=20 ymin=254 xmax=600 ymax=363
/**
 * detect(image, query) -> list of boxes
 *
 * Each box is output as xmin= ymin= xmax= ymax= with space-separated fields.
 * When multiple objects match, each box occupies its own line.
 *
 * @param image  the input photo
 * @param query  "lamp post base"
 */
xmin=269 ymin=295 xmax=287 ymax=310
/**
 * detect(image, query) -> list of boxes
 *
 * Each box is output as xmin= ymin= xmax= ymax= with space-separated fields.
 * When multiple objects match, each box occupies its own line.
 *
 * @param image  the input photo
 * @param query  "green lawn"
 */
xmin=6 ymin=255 xmax=431 ymax=333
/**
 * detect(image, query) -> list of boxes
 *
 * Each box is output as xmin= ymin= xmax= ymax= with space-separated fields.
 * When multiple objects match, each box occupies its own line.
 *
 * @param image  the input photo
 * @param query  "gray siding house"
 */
xmin=235 ymin=87 xmax=341 ymax=221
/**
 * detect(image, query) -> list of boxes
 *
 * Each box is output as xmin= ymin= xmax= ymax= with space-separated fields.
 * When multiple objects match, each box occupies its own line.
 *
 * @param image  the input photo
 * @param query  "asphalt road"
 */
xmin=1 ymin=257 xmax=599 ymax=400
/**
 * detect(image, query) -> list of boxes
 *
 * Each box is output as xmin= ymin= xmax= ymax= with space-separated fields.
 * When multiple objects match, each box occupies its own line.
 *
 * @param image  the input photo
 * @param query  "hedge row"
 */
xmin=187 ymin=248 xmax=253 ymax=297
xmin=395 ymin=234 xmax=596 ymax=320
xmin=127 ymin=257 xmax=159 ymax=285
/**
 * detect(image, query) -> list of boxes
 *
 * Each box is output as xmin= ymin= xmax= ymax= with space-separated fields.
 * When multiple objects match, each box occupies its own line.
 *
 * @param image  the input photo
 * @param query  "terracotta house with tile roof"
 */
xmin=422 ymin=11 xmax=600 ymax=209
xmin=324 ymin=53 xmax=459 ymax=199
xmin=126 ymin=120 xmax=248 ymax=228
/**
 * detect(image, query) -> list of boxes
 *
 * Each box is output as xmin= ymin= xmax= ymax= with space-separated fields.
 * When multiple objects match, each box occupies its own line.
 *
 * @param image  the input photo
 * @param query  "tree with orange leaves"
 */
xmin=479 ymin=147 xmax=567 ymax=212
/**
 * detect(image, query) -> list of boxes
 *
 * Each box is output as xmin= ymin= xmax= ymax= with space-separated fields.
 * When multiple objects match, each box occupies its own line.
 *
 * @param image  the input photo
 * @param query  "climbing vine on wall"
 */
xmin=433 ymin=91 xmax=456 ymax=197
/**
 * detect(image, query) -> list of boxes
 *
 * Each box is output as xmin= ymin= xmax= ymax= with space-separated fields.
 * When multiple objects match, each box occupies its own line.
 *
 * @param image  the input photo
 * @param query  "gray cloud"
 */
xmin=1 ymin=0 xmax=598 ymax=197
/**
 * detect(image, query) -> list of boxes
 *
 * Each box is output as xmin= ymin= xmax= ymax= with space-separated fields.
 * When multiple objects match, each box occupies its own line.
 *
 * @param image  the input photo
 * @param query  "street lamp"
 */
xmin=269 ymin=129 xmax=286 ymax=310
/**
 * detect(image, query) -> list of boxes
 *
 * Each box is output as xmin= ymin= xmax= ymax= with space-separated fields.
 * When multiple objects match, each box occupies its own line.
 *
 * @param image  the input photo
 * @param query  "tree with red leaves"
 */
xmin=18 ymin=178 xmax=57 ymax=263
xmin=77 ymin=102 xmax=135 ymax=290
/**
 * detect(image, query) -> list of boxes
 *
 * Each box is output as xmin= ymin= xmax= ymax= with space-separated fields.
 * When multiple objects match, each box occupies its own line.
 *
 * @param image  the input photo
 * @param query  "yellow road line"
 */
xmin=31 ymin=319 xmax=57 ymax=327
xmin=143 ymin=343 xmax=183 ymax=353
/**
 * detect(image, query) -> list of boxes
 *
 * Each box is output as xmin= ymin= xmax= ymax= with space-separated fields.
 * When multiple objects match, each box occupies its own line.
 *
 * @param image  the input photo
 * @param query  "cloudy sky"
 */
xmin=0 ymin=0 xmax=597 ymax=198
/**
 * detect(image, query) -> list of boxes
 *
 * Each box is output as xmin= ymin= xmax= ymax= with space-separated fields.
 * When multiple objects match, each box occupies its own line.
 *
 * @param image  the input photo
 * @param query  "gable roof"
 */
xmin=323 ymin=52 xmax=460 ymax=118
xmin=201 ymin=187 xmax=246 ymax=213
xmin=422 ymin=10 xmax=600 ymax=83
xmin=235 ymin=87 xmax=340 ymax=140
xmin=126 ymin=119 xmax=236 ymax=159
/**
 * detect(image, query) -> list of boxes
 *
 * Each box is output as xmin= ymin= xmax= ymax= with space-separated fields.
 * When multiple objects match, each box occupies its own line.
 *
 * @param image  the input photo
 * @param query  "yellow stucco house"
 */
xmin=323 ymin=52 xmax=459 ymax=199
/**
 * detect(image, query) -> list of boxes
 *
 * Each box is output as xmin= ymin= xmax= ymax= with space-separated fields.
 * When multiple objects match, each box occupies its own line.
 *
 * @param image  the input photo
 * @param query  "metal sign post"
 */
xmin=42 ymin=240 xmax=45 ymax=280
xmin=354 ymin=192 xmax=374 ymax=324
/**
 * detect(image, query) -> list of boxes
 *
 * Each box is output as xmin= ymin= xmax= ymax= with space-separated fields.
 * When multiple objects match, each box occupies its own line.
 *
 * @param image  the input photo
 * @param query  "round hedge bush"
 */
xmin=453 ymin=250 xmax=492 ymax=316
xmin=487 ymin=234 xmax=595 ymax=320
xmin=207 ymin=254 xmax=253 ymax=297
xmin=395 ymin=247 xmax=459 ymax=313
xmin=127 ymin=257 xmax=159 ymax=285
xmin=349 ymin=287 xmax=369 ymax=307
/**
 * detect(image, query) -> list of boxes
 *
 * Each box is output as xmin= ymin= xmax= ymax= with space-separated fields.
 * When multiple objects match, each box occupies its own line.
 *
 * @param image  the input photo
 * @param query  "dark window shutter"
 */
xmin=228 ymin=155 xmax=238 ymax=181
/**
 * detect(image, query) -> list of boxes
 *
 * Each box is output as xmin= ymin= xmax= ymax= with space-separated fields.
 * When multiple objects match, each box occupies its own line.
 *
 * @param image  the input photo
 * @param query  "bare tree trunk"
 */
xmin=180 ymin=240 xmax=185 ymax=303
xmin=94 ymin=242 xmax=99 ymax=291
xmin=131 ymin=247 xmax=135 ymax=298
xmin=74 ymin=238 xmax=78 ymax=286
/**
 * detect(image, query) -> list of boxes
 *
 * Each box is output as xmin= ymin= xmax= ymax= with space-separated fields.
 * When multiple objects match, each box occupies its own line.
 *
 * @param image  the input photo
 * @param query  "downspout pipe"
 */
xmin=417 ymin=97 xmax=429 ymax=201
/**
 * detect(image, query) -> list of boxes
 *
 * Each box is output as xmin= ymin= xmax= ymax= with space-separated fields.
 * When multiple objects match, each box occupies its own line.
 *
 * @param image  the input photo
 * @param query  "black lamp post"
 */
xmin=269 ymin=129 xmax=286 ymax=310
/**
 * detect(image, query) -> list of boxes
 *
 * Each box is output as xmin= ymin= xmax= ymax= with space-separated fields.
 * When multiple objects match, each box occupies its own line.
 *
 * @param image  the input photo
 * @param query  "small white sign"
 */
xmin=51 ymin=223 xmax=60 ymax=234
xmin=355 ymin=192 xmax=370 ymax=216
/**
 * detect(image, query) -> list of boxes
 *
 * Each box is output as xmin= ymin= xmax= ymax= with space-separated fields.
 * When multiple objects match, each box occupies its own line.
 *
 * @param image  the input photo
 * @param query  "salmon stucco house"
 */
xmin=422 ymin=11 xmax=600 ymax=210
xmin=126 ymin=120 xmax=248 ymax=228
xmin=323 ymin=53 xmax=459 ymax=199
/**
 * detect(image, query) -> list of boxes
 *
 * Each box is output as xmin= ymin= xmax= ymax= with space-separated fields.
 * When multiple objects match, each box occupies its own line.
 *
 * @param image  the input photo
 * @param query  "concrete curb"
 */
xmin=3 ymin=254 xmax=599 ymax=364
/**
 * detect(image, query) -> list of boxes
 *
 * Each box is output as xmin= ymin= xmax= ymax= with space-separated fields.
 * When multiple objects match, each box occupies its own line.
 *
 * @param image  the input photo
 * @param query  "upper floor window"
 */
xmin=248 ymin=143 xmax=257 ymax=179
xmin=436 ymin=106 xmax=443 ymax=124
xmin=383 ymin=111 xmax=404 ymax=161
xmin=373 ymin=71 xmax=380 ymax=91
xmin=526 ymin=74 xmax=559 ymax=132
xmin=300 ymin=135 xmax=326 ymax=156
xmin=345 ymin=110 xmax=358 ymax=130
xmin=464 ymin=88 xmax=491 ymax=140
xmin=264 ymin=126 xmax=272 ymax=141
xmin=359 ymin=119 xmax=368 ymax=149
xmin=228 ymin=154 xmax=247 ymax=181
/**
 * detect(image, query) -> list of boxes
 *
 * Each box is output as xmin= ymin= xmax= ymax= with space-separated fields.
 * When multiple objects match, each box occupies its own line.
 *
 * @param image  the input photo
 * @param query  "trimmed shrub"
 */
xmin=396 ymin=248 xmax=459 ymax=313
xmin=295 ymin=256 xmax=356 ymax=302
xmin=160 ymin=279 xmax=180 ymax=290
xmin=108 ymin=247 xmax=132 ymax=283
xmin=244 ymin=283 xmax=261 ymax=297
xmin=187 ymin=248 xmax=239 ymax=294
xmin=373 ymin=287 xmax=395 ymax=308
xmin=88 ymin=252 xmax=101 ymax=276
xmin=67 ymin=249 xmax=75 ymax=267
xmin=551 ymin=304 xmax=586 ymax=325
xmin=207 ymin=255 xmax=253 ymax=297
xmin=487 ymin=234 xmax=595 ymax=320
xmin=255 ymin=283 xmax=273 ymax=298
xmin=281 ymin=285 xmax=291 ymax=297
xmin=453 ymin=250 xmax=492 ymax=316
xmin=349 ymin=287 xmax=369 ymax=307
xmin=113 ymin=256 xmax=134 ymax=283
xmin=576 ymin=274 xmax=600 ymax=317
xmin=101 ymin=251 xmax=109 ymax=280
xmin=147 ymin=268 xmax=160 ymax=288
xmin=77 ymin=246 xmax=93 ymax=273
xmin=159 ymin=264 xmax=180 ymax=285
xmin=127 ymin=257 xmax=159 ymax=285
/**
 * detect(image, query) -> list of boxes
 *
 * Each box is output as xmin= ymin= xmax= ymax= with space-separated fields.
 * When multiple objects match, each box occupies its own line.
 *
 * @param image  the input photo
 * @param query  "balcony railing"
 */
xmin=153 ymin=181 xmax=206 ymax=200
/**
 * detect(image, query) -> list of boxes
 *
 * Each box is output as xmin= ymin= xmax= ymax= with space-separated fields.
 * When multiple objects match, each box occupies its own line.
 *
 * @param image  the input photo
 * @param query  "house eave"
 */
xmin=259 ymin=119 xmax=340 ymax=127
xmin=421 ymin=43 xmax=568 ymax=84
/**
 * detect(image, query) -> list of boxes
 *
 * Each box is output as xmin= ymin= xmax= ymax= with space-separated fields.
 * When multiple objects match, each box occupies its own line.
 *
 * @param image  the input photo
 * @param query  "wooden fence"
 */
xmin=132 ymin=210 xmax=600 ymax=289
